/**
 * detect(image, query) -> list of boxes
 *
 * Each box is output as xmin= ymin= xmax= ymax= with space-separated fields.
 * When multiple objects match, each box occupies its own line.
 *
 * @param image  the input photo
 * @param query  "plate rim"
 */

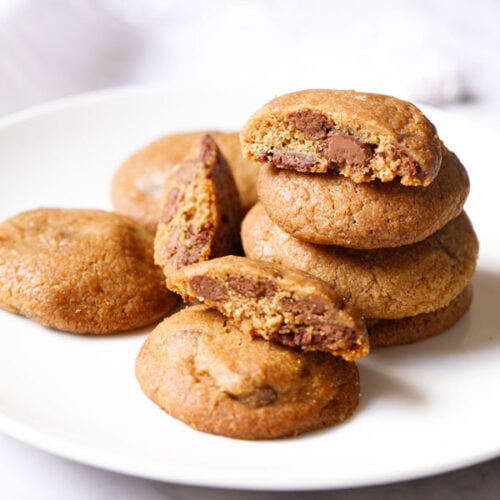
xmin=1 ymin=406 xmax=498 ymax=491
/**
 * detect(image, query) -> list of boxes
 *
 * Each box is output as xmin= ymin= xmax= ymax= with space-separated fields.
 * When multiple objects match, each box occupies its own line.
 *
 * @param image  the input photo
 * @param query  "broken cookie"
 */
xmin=166 ymin=255 xmax=369 ymax=361
xmin=154 ymin=134 xmax=243 ymax=277
xmin=240 ymin=89 xmax=443 ymax=186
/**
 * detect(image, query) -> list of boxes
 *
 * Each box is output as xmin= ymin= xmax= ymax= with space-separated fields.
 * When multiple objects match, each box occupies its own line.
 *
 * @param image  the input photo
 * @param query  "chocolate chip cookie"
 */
xmin=154 ymin=134 xmax=242 ymax=276
xmin=241 ymin=204 xmax=478 ymax=319
xmin=240 ymin=89 xmax=443 ymax=186
xmin=135 ymin=304 xmax=360 ymax=439
xmin=257 ymin=148 xmax=469 ymax=248
xmin=111 ymin=131 xmax=259 ymax=232
xmin=167 ymin=255 xmax=369 ymax=361
xmin=0 ymin=208 xmax=177 ymax=333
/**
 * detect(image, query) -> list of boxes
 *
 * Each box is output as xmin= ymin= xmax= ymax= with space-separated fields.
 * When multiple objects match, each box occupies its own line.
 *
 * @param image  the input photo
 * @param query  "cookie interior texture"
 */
xmin=241 ymin=204 xmax=479 ymax=319
xmin=256 ymin=148 xmax=469 ymax=248
xmin=368 ymin=284 xmax=473 ymax=347
xmin=0 ymin=208 xmax=177 ymax=334
xmin=154 ymin=134 xmax=243 ymax=276
xmin=135 ymin=305 xmax=360 ymax=440
xmin=241 ymin=89 xmax=442 ymax=186
xmin=111 ymin=130 xmax=259 ymax=232
xmin=166 ymin=255 xmax=369 ymax=361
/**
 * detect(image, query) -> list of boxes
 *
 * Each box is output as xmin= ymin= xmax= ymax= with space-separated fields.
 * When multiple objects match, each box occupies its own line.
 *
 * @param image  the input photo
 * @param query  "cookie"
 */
xmin=111 ymin=131 xmax=259 ymax=232
xmin=0 ymin=208 xmax=177 ymax=334
xmin=154 ymin=134 xmax=242 ymax=276
xmin=368 ymin=284 xmax=473 ymax=347
xmin=257 ymin=148 xmax=469 ymax=248
xmin=135 ymin=304 xmax=360 ymax=440
xmin=166 ymin=255 xmax=369 ymax=361
xmin=240 ymin=89 xmax=442 ymax=186
xmin=241 ymin=204 xmax=478 ymax=319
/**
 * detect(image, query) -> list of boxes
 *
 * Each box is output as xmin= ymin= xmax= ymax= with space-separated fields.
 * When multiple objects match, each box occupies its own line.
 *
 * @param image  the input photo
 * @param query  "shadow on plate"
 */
xmin=356 ymin=363 xmax=428 ymax=413
xmin=354 ymin=269 xmax=500 ymax=412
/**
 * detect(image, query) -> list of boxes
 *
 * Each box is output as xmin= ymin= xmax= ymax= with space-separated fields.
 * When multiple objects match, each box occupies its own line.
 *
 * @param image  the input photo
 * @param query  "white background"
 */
xmin=1 ymin=1 xmax=499 ymax=498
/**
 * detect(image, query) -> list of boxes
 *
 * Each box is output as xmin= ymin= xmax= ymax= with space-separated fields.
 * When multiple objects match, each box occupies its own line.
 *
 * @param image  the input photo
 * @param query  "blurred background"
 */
xmin=1 ymin=0 xmax=499 ymax=131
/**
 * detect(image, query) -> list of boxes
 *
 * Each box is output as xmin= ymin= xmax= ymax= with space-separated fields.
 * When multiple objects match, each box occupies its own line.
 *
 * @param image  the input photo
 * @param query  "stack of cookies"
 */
xmin=240 ymin=89 xmax=479 ymax=347
xmin=135 ymin=89 xmax=479 ymax=440
xmin=136 ymin=133 xmax=368 ymax=440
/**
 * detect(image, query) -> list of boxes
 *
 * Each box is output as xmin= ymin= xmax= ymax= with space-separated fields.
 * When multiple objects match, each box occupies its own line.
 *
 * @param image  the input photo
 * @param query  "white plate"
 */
xmin=0 ymin=87 xmax=499 ymax=491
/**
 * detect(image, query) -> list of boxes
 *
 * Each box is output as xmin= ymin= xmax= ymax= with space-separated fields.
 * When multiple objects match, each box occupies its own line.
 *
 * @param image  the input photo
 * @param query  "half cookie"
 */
xmin=154 ymin=134 xmax=243 ymax=276
xmin=166 ymin=256 xmax=369 ymax=361
xmin=241 ymin=89 xmax=442 ymax=186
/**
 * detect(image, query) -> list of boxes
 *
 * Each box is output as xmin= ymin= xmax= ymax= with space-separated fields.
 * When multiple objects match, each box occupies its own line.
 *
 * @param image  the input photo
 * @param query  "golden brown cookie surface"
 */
xmin=368 ymin=284 xmax=473 ymax=347
xmin=241 ymin=204 xmax=478 ymax=319
xmin=0 ymin=208 xmax=177 ymax=333
xmin=167 ymin=256 xmax=369 ymax=361
xmin=111 ymin=131 xmax=259 ymax=232
xmin=241 ymin=89 xmax=442 ymax=186
xmin=135 ymin=305 xmax=360 ymax=440
xmin=154 ymin=134 xmax=242 ymax=277
xmin=257 ymin=148 xmax=469 ymax=248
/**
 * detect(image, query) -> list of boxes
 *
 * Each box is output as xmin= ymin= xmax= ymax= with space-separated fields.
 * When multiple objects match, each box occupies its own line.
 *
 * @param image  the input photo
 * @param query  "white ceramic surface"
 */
xmin=0 ymin=87 xmax=498 ymax=491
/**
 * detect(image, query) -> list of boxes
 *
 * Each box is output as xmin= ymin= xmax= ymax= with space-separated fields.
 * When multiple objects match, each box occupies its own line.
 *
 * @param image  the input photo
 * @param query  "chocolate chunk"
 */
xmin=286 ymin=110 xmax=375 ymax=172
xmin=189 ymin=275 xmax=227 ymax=301
xmin=233 ymin=384 xmax=278 ymax=408
xmin=161 ymin=226 xmax=181 ymax=260
xmin=175 ymin=135 xmax=217 ymax=185
xmin=197 ymin=134 xmax=217 ymax=163
xmin=163 ymin=228 xmax=211 ymax=269
xmin=159 ymin=187 xmax=182 ymax=225
xmin=227 ymin=275 xmax=277 ymax=298
xmin=176 ymin=160 xmax=198 ymax=185
xmin=391 ymin=144 xmax=426 ymax=180
xmin=180 ymin=231 xmax=211 ymax=265
xmin=323 ymin=132 xmax=375 ymax=171
xmin=281 ymin=297 xmax=327 ymax=316
xmin=287 ymin=110 xmax=331 ymax=140
xmin=270 ymin=325 xmax=358 ymax=349
xmin=271 ymin=150 xmax=317 ymax=172
xmin=266 ymin=109 xmax=377 ymax=173
xmin=277 ymin=297 xmax=355 ymax=348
